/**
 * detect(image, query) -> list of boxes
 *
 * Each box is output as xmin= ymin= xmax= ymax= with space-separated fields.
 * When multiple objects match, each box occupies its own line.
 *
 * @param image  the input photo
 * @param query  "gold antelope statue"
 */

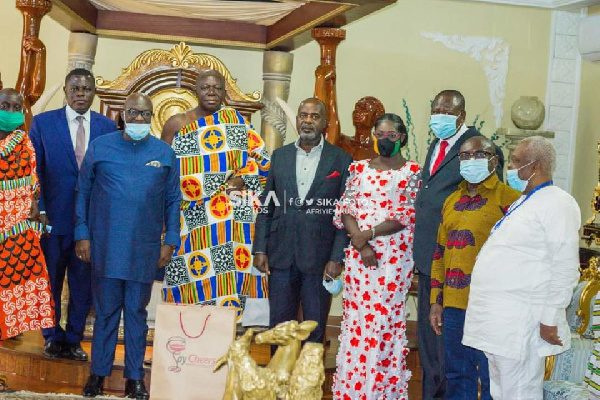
xmin=287 ymin=342 xmax=325 ymax=400
xmin=214 ymin=328 xmax=277 ymax=400
xmin=254 ymin=320 xmax=318 ymax=398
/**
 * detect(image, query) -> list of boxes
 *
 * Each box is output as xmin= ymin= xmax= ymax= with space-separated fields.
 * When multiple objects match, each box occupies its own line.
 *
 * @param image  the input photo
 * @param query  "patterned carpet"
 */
xmin=0 ymin=392 xmax=121 ymax=399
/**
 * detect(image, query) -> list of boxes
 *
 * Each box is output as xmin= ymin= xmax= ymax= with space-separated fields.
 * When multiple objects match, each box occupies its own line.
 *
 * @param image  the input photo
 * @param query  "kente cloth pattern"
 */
xmin=332 ymin=160 xmax=420 ymax=400
xmin=162 ymin=108 xmax=270 ymax=318
xmin=0 ymin=130 xmax=54 ymax=339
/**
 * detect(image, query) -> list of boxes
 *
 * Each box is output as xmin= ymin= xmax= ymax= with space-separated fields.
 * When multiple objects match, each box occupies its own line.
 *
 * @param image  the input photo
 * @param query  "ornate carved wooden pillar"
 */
xmin=261 ymin=51 xmax=294 ymax=153
xmin=15 ymin=0 xmax=52 ymax=130
xmin=68 ymin=32 xmax=98 ymax=72
xmin=312 ymin=27 xmax=345 ymax=145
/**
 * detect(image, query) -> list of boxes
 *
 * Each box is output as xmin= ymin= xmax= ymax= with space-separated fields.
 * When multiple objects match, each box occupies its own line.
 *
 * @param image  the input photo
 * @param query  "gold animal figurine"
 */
xmin=254 ymin=320 xmax=318 ymax=398
xmin=287 ymin=342 xmax=325 ymax=400
xmin=214 ymin=328 xmax=277 ymax=400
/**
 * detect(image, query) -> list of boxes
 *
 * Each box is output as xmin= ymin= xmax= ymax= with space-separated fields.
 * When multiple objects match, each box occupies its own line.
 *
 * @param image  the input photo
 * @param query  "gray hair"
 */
xmin=520 ymin=136 xmax=556 ymax=174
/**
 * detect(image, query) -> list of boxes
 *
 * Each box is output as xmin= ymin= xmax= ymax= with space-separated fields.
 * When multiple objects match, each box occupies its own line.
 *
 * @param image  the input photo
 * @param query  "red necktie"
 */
xmin=430 ymin=140 xmax=449 ymax=175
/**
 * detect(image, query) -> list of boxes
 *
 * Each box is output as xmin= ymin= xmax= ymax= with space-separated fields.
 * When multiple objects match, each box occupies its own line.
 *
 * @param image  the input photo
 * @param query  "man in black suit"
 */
xmin=253 ymin=97 xmax=352 ymax=343
xmin=414 ymin=90 xmax=504 ymax=399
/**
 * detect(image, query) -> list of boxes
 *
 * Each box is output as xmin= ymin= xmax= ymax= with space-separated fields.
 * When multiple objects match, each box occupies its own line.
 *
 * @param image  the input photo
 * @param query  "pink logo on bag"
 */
xmin=166 ymin=336 xmax=187 ymax=373
xmin=166 ymin=312 xmax=214 ymax=373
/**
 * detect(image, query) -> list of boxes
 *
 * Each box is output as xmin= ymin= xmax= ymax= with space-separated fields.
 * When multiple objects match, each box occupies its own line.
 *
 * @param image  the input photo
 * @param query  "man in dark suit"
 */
xmin=414 ymin=90 xmax=504 ymax=399
xmin=29 ymin=68 xmax=117 ymax=361
xmin=253 ymin=97 xmax=352 ymax=343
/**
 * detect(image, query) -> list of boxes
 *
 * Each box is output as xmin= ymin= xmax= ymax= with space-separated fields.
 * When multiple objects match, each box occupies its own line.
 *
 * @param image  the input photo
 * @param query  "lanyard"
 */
xmin=492 ymin=180 xmax=553 ymax=232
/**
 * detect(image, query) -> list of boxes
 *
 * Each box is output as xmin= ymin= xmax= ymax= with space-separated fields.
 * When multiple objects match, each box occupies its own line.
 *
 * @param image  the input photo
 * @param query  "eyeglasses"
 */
xmin=373 ymin=131 xmax=401 ymax=140
xmin=458 ymin=151 xmax=495 ymax=161
xmin=126 ymin=109 xmax=153 ymax=120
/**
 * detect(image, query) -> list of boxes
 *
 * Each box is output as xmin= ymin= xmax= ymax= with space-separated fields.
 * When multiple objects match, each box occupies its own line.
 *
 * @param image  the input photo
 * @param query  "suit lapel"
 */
xmin=285 ymin=144 xmax=299 ymax=200
xmin=89 ymin=112 xmax=103 ymax=143
xmin=56 ymin=108 xmax=78 ymax=171
xmin=423 ymin=138 xmax=438 ymax=182
xmin=304 ymin=141 xmax=335 ymax=200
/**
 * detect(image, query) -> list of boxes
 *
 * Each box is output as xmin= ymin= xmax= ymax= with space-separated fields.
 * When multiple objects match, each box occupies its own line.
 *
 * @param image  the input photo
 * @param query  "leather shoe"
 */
xmin=125 ymin=379 xmax=149 ymax=400
xmin=82 ymin=374 xmax=104 ymax=397
xmin=43 ymin=341 xmax=63 ymax=359
xmin=62 ymin=343 xmax=88 ymax=361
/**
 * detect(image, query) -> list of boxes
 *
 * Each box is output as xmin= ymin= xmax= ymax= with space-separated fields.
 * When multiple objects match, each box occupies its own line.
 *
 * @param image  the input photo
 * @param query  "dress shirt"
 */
xmin=66 ymin=105 xmax=91 ymax=151
xmin=429 ymin=123 xmax=468 ymax=174
xmin=463 ymin=185 xmax=581 ymax=360
xmin=430 ymin=174 xmax=520 ymax=310
xmin=295 ymin=135 xmax=324 ymax=200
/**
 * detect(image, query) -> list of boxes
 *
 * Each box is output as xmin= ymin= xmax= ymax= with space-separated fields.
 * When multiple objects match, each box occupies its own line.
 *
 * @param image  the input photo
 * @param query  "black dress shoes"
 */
xmin=125 ymin=379 xmax=149 ymax=400
xmin=43 ymin=341 xmax=63 ymax=359
xmin=82 ymin=374 xmax=104 ymax=397
xmin=62 ymin=343 xmax=88 ymax=361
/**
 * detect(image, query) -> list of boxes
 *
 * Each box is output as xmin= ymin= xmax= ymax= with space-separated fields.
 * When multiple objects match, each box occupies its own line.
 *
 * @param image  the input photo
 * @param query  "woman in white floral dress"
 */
xmin=332 ymin=113 xmax=420 ymax=400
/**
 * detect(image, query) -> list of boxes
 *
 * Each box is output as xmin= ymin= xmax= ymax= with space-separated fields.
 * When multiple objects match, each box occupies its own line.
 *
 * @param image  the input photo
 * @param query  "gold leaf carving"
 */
xmin=95 ymin=42 xmax=260 ymax=102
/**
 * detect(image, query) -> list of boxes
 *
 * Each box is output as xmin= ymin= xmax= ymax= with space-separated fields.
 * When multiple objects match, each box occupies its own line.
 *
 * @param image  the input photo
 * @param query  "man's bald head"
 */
xmin=123 ymin=93 xmax=153 ymax=124
xmin=196 ymin=69 xmax=225 ymax=87
xmin=298 ymin=97 xmax=327 ymax=116
xmin=0 ymin=89 xmax=24 ymax=112
xmin=461 ymin=135 xmax=495 ymax=153
xmin=432 ymin=90 xmax=465 ymax=113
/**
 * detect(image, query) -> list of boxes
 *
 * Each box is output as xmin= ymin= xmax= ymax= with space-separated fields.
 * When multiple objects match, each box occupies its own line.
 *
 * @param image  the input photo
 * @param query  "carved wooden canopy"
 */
xmin=49 ymin=0 xmax=396 ymax=50
xmin=95 ymin=42 xmax=262 ymax=136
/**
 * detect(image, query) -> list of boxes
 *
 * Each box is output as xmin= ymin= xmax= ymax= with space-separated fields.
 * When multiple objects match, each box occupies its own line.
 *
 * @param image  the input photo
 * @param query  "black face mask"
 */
xmin=374 ymin=137 xmax=401 ymax=157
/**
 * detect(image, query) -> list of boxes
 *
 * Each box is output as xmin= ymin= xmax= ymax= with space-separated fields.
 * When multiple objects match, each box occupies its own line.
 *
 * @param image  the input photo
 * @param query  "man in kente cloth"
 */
xmin=161 ymin=69 xmax=270 ymax=323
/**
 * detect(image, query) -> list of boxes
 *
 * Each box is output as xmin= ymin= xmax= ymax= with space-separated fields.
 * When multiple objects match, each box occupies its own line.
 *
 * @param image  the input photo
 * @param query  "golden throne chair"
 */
xmin=543 ymin=258 xmax=600 ymax=399
xmin=80 ymin=42 xmax=263 ymax=342
xmin=95 ymin=42 xmax=263 ymax=135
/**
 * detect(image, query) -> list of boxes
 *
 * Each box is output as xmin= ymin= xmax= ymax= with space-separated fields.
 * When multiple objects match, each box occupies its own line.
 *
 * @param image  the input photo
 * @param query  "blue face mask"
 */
xmin=460 ymin=158 xmax=493 ymax=184
xmin=125 ymin=122 xmax=151 ymax=141
xmin=322 ymin=277 xmax=343 ymax=296
xmin=429 ymin=114 xmax=458 ymax=140
xmin=507 ymin=160 xmax=536 ymax=192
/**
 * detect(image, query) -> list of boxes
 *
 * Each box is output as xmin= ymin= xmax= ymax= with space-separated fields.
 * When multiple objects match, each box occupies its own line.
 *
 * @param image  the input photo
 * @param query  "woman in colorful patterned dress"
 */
xmin=332 ymin=113 xmax=420 ymax=400
xmin=0 ymin=89 xmax=54 ymax=341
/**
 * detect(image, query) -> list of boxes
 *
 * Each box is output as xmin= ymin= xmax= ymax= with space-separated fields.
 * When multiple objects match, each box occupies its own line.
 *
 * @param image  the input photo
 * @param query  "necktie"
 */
xmin=75 ymin=115 xmax=86 ymax=168
xmin=430 ymin=139 xmax=449 ymax=175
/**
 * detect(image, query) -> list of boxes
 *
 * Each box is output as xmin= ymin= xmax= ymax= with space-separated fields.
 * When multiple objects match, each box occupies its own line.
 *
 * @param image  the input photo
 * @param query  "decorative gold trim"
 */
xmin=266 ymin=4 xmax=354 ymax=49
xmin=51 ymin=0 xmax=97 ymax=32
xmin=544 ymin=355 xmax=556 ymax=380
xmin=96 ymin=29 xmax=266 ymax=50
xmin=95 ymin=42 xmax=261 ymax=103
xmin=577 ymin=257 xmax=600 ymax=335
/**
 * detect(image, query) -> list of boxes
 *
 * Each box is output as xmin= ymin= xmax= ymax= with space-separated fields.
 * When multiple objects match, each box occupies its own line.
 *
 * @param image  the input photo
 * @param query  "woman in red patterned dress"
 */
xmin=332 ymin=113 xmax=420 ymax=400
xmin=0 ymin=89 xmax=54 ymax=341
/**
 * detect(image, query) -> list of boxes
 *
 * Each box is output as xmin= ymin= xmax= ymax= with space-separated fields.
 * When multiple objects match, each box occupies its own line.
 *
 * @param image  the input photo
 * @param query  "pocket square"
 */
xmin=146 ymin=160 xmax=162 ymax=168
xmin=326 ymin=170 xmax=341 ymax=179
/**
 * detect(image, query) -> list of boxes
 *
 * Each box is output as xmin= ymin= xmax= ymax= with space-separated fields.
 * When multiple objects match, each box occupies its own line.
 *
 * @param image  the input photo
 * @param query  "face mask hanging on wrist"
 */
xmin=322 ymin=274 xmax=343 ymax=296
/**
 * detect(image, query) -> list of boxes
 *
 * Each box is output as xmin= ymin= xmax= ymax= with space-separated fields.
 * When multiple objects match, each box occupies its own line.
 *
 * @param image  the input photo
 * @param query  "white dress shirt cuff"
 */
xmin=540 ymin=306 xmax=561 ymax=326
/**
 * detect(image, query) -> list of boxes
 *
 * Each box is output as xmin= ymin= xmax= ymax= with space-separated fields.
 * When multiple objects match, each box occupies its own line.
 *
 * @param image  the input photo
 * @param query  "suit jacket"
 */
xmin=413 ymin=126 xmax=504 ymax=275
xmin=30 ymin=107 xmax=117 ymax=235
xmin=253 ymin=141 xmax=352 ymax=274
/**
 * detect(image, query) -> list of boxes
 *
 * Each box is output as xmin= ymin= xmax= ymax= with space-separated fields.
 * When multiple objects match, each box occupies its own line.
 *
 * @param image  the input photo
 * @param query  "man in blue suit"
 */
xmin=75 ymin=93 xmax=180 ymax=399
xmin=29 ymin=68 xmax=117 ymax=361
